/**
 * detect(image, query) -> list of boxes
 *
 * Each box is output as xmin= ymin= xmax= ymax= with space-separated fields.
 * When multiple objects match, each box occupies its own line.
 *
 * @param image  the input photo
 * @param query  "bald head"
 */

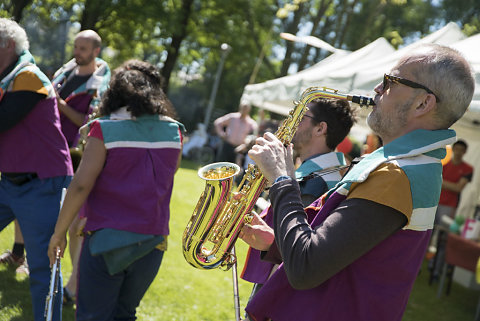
xmin=75 ymin=29 xmax=102 ymax=49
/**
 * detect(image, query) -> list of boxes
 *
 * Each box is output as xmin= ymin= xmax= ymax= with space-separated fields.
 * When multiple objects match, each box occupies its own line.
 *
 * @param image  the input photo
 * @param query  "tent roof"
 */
xmin=241 ymin=37 xmax=395 ymax=115
xmin=241 ymin=22 xmax=467 ymax=116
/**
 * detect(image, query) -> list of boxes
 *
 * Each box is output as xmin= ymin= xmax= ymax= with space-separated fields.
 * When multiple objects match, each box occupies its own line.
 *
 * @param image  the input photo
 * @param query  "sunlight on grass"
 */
xmin=1 ymin=159 xmax=479 ymax=320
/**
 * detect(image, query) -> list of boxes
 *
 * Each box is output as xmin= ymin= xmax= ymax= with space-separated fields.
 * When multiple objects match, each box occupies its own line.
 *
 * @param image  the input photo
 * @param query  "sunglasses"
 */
xmin=383 ymin=74 xmax=440 ymax=102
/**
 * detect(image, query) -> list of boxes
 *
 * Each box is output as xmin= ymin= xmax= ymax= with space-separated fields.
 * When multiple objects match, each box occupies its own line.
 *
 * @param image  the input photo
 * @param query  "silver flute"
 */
xmin=44 ymin=247 xmax=61 ymax=321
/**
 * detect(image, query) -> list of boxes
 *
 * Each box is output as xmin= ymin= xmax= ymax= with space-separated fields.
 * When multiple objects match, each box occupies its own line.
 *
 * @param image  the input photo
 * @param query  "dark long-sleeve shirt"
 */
xmin=265 ymin=178 xmax=407 ymax=290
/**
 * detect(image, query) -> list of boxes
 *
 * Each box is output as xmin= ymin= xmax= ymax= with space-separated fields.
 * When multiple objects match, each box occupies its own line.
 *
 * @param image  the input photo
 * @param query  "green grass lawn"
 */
xmin=1 ymin=159 xmax=479 ymax=320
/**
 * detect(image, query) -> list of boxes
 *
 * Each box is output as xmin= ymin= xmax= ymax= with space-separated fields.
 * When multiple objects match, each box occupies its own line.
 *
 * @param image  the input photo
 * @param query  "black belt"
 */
xmin=1 ymin=172 xmax=38 ymax=186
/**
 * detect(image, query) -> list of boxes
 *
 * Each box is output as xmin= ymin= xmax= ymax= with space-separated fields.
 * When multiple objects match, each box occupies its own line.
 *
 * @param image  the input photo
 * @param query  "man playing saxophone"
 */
xmin=240 ymin=98 xmax=356 ymax=300
xmin=240 ymin=44 xmax=475 ymax=321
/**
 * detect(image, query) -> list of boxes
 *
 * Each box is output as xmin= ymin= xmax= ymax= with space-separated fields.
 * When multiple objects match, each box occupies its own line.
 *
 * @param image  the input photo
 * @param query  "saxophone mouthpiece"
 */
xmin=349 ymin=94 xmax=375 ymax=107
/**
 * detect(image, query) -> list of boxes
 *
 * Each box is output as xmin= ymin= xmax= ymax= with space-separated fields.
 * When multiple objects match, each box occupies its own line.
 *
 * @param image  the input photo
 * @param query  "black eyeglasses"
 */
xmin=302 ymin=114 xmax=317 ymax=123
xmin=383 ymin=74 xmax=440 ymax=102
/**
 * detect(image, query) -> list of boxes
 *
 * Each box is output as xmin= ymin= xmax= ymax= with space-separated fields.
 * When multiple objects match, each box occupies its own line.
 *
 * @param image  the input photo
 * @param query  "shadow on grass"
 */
xmin=0 ymin=266 xmax=76 ymax=321
xmin=0 ymin=267 xmax=32 ymax=320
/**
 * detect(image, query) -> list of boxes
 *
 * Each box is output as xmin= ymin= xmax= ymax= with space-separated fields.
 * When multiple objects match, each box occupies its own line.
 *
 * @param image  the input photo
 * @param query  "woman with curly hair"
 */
xmin=48 ymin=59 xmax=184 ymax=320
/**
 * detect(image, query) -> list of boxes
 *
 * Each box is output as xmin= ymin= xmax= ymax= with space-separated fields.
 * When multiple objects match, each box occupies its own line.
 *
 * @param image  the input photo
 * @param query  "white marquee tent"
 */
xmin=241 ymin=22 xmax=480 ymax=218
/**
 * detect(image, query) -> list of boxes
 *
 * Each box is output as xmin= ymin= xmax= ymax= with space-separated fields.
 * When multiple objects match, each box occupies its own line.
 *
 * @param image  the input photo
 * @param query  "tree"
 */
xmin=2 ymin=0 xmax=477 ymax=131
xmin=441 ymin=0 xmax=480 ymax=36
xmin=0 ymin=0 xmax=34 ymax=21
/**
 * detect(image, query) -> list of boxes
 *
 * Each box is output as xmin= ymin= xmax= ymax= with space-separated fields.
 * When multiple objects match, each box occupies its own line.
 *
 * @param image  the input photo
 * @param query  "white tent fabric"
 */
xmin=241 ymin=22 xmax=466 ymax=115
xmin=241 ymin=37 xmax=395 ymax=115
xmin=241 ymin=22 xmax=480 ymax=218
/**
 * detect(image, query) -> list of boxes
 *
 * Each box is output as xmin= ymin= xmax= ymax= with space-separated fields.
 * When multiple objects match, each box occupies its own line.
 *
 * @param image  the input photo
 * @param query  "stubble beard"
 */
xmin=367 ymin=99 xmax=411 ymax=139
xmin=75 ymin=52 xmax=95 ymax=66
xmin=292 ymin=129 xmax=312 ymax=159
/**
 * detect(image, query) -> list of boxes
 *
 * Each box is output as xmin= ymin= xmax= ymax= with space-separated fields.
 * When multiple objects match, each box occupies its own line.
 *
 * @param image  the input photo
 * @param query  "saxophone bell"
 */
xmin=182 ymin=86 xmax=374 ymax=271
xmin=183 ymin=162 xmax=241 ymax=270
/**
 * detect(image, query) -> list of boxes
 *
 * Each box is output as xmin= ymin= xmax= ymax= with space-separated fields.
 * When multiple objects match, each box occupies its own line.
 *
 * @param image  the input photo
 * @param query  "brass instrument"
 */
xmin=182 ymin=87 xmax=374 ymax=270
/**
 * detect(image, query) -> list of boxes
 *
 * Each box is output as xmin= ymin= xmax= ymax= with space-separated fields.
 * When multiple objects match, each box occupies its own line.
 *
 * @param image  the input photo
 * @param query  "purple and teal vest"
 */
xmin=0 ymin=50 xmax=73 ymax=178
xmin=52 ymin=58 xmax=111 ymax=147
xmin=246 ymin=129 xmax=456 ymax=321
xmin=83 ymin=109 xmax=184 ymax=236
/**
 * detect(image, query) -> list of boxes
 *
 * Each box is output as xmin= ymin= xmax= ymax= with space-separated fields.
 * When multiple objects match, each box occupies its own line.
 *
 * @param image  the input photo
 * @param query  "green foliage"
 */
xmin=2 ymin=0 xmax=478 ymax=133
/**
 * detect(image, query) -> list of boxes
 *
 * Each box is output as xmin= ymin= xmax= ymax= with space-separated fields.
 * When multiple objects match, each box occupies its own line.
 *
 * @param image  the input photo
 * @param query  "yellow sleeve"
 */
xmin=347 ymin=162 xmax=413 ymax=222
xmin=12 ymin=70 xmax=49 ymax=96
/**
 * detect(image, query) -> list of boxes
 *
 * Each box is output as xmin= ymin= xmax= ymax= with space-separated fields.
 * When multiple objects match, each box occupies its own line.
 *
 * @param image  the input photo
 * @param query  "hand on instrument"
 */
xmin=239 ymin=211 xmax=274 ymax=251
xmin=248 ymin=132 xmax=296 ymax=183
xmin=48 ymin=233 xmax=66 ymax=266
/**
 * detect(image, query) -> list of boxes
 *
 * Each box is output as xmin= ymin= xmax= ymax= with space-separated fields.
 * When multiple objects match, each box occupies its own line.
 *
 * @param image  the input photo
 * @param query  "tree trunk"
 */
xmin=12 ymin=0 xmax=33 ymax=22
xmin=297 ymin=0 xmax=333 ymax=71
xmin=336 ymin=0 xmax=359 ymax=48
xmin=80 ymin=0 xmax=109 ymax=31
xmin=161 ymin=0 xmax=194 ymax=94
xmin=279 ymin=2 xmax=306 ymax=77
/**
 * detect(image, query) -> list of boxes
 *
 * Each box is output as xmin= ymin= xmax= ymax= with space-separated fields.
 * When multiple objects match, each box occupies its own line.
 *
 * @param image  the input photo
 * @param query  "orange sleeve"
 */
xmin=11 ymin=70 xmax=49 ymax=96
xmin=347 ymin=162 xmax=413 ymax=222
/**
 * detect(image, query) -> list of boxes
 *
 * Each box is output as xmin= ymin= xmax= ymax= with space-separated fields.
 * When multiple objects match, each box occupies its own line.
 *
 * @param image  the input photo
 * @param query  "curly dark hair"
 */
xmin=99 ymin=59 xmax=177 ymax=118
xmin=308 ymin=98 xmax=356 ymax=150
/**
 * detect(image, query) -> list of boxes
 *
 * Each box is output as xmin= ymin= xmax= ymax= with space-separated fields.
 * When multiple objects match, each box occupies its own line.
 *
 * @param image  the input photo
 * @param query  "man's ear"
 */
xmin=314 ymin=121 xmax=328 ymax=136
xmin=414 ymin=93 xmax=437 ymax=117
xmin=94 ymin=46 xmax=101 ymax=57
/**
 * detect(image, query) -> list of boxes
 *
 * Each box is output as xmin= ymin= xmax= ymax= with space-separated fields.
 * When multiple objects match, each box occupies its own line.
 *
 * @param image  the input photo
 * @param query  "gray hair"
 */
xmin=403 ymin=44 xmax=475 ymax=128
xmin=0 ymin=18 xmax=29 ymax=55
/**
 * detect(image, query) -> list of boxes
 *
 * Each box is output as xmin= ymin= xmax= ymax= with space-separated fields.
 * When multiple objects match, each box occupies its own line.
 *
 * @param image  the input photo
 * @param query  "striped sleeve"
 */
xmin=347 ymin=162 xmax=413 ymax=222
xmin=12 ymin=70 xmax=49 ymax=96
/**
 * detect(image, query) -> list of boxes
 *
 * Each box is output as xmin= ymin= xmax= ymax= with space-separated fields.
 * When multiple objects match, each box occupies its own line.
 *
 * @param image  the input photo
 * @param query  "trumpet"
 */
xmin=182 ymin=87 xmax=374 ymax=271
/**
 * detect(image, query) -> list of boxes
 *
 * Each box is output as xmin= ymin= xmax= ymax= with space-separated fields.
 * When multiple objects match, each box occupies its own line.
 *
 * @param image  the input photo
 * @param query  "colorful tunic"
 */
xmin=82 ymin=108 xmax=184 ymax=236
xmin=0 ymin=50 xmax=73 ymax=178
xmin=52 ymin=58 xmax=111 ymax=147
xmin=246 ymin=129 xmax=456 ymax=321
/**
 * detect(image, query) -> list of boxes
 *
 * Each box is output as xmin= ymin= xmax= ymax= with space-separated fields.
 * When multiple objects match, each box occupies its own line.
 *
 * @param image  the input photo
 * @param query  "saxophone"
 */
xmin=182 ymin=87 xmax=374 ymax=270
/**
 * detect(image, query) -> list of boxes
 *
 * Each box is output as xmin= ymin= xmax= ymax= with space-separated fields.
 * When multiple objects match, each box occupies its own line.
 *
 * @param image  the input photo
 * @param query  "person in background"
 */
xmin=428 ymin=139 xmax=474 ymax=281
xmin=362 ymin=132 xmax=383 ymax=155
xmin=335 ymin=135 xmax=362 ymax=165
xmin=48 ymin=59 xmax=184 ymax=321
xmin=241 ymin=43 xmax=474 ymax=321
xmin=0 ymin=18 xmax=73 ymax=321
xmin=52 ymin=28 xmax=110 ymax=304
xmin=437 ymin=139 xmax=473 ymax=221
xmin=240 ymin=98 xmax=356 ymax=303
xmin=214 ymin=103 xmax=258 ymax=163
xmin=234 ymin=119 xmax=279 ymax=184
xmin=52 ymin=29 xmax=110 ymax=148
